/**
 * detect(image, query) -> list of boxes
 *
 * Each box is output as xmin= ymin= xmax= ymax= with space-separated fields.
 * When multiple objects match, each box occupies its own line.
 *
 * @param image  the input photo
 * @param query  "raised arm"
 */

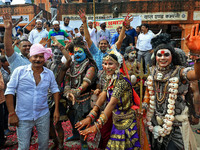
xmin=51 ymin=36 xmax=72 ymax=85
xmin=115 ymin=14 xmax=133 ymax=50
xmin=12 ymin=16 xmax=23 ymax=28
xmin=185 ymin=24 xmax=200 ymax=81
xmin=3 ymin=13 xmax=14 ymax=57
xmin=78 ymin=9 xmax=93 ymax=48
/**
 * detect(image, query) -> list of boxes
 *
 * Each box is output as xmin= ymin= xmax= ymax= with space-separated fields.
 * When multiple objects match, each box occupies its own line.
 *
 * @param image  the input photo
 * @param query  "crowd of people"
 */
xmin=0 ymin=9 xmax=200 ymax=150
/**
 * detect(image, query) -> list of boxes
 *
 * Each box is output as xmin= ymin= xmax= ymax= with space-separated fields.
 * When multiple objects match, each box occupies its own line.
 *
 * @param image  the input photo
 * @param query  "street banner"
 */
xmin=60 ymin=16 xmax=142 ymax=37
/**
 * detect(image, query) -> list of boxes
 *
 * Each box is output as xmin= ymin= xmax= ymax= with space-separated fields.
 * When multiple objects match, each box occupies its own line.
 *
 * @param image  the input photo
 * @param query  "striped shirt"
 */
xmin=48 ymin=29 xmax=69 ymax=46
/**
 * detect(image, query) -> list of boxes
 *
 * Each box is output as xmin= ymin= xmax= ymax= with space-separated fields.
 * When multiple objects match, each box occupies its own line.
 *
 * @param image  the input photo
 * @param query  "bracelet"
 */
xmin=96 ymin=112 xmax=108 ymax=128
xmin=97 ymin=118 xmax=103 ymax=128
xmin=94 ymin=104 xmax=101 ymax=110
xmin=9 ymin=112 xmax=16 ymax=117
xmin=83 ymin=77 xmax=92 ymax=85
xmin=182 ymin=67 xmax=193 ymax=82
xmin=101 ymin=111 xmax=108 ymax=121
xmin=94 ymin=122 xmax=100 ymax=133
xmin=87 ymin=110 xmax=98 ymax=122
xmin=87 ymin=114 xmax=95 ymax=122
xmin=123 ymin=21 xmax=127 ymax=27
xmin=78 ymin=85 xmax=83 ymax=91
xmin=87 ymin=115 xmax=94 ymax=122
xmin=59 ymin=45 xmax=65 ymax=51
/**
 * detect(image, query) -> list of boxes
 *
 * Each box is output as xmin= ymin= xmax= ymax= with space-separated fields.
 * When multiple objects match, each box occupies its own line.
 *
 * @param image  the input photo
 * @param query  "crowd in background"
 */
xmin=0 ymin=11 xmax=200 ymax=150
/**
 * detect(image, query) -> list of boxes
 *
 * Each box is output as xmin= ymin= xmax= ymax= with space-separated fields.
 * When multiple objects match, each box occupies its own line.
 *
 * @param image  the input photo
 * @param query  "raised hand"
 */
xmin=78 ymin=9 xmax=87 ymax=23
xmin=51 ymin=36 xmax=64 ymax=49
xmin=3 ymin=13 xmax=12 ymax=30
xmin=186 ymin=24 xmax=200 ymax=54
xmin=123 ymin=13 xmax=133 ymax=27
xmin=39 ymin=37 xmax=50 ymax=47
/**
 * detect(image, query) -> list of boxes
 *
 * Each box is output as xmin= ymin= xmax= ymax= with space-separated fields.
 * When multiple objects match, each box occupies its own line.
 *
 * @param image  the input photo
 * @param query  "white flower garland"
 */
xmin=145 ymin=75 xmax=179 ymax=138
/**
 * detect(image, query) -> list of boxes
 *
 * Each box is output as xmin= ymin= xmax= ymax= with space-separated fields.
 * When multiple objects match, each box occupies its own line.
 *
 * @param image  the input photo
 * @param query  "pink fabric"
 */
xmin=30 ymin=44 xmax=52 ymax=61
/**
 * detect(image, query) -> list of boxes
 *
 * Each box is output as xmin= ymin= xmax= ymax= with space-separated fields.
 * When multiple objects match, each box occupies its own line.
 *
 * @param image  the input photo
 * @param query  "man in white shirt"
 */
xmin=60 ymin=17 xmax=74 ymax=38
xmin=88 ymin=20 xmax=97 ymax=46
xmin=28 ymin=20 xmax=49 ymax=44
xmin=136 ymin=23 xmax=154 ymax=73
xmin=5 ymin=44 xmax=60 ymax=150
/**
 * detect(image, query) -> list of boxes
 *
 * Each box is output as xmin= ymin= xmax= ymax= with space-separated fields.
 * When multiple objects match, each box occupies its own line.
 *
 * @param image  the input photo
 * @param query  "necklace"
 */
xmin=154 ymin=81 xmax=169 ymax=105
xmin=67 ymin=59 xmax=89 ymax=78
xmin=145 ymin=74 xmax=179 ymax=138
xmin=153 ymin=65 xmax=180 ymax=82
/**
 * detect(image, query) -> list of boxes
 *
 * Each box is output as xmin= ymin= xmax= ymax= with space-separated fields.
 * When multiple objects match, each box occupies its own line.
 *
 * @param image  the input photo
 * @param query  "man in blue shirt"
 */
xmin=111 ymin=26 xmax=120 ymax=46
xmin=3 ymin=13 xmax=31 ymax=73
xmin=5 ymin=44 xmax=60 ymax=150
xmin=89 ymin=36 xmax=110 ymax=70
xmin=125 ymin=21 xmax=138 ymax=46
xmin=79 ymin=10 xmax=127 ymax=71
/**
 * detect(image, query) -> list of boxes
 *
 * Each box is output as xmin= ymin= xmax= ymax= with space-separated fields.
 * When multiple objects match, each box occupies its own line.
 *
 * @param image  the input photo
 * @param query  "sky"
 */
xmin=2 ymin=0 xmax=25 ymax=4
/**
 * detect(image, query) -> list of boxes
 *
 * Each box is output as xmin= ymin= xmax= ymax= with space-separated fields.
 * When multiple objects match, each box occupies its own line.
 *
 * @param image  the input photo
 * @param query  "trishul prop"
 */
xmin=133 ymin=59 xmax=150 ymax=144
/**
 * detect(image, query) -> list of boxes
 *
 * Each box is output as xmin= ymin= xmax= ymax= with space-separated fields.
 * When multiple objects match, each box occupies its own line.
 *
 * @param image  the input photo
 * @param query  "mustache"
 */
xmin=33 ymin=61 xmax=43 ymax=64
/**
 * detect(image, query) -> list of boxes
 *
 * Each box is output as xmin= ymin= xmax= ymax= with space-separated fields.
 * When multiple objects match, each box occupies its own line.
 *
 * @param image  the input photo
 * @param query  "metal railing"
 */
xmin=50 ymin=14 xmax=57 ymax=24
xmin=22 ymin=10 xmax=43 ymax=31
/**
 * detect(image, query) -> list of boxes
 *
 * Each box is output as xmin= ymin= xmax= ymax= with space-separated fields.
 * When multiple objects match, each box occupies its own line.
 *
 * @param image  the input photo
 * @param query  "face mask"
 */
xmin=101 ymin=24 xmax=106 ymax=28
xmin=53 ymin=49 xmax=63 ymax=64
xmin=74 ymin=47 xmax=86 ymax=63
xmin=128 ymin=51 xmax=136 ymax=60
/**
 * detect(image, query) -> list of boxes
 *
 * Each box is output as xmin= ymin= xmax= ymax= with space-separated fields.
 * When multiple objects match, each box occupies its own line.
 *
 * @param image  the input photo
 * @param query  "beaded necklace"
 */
xmin=145 ymin=65 xmax=180 ymax=139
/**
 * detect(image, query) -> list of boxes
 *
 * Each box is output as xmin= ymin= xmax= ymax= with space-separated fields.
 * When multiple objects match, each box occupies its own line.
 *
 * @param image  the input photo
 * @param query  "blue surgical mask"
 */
xmin=74 ymin=47 xmax=86 ymax=63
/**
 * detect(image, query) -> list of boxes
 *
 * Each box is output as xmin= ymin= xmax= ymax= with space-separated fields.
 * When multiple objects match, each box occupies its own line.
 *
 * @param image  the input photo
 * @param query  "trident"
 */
xmin=133 ymin=58 xmax=150 ymax=144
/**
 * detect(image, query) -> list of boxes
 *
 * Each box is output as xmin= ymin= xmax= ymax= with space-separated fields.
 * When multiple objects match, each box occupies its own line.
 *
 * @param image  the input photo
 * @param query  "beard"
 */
xmin=64 ymin=23 xmax=69 ymax=26
xmin=54 ymin=28 xmax=60 ymax=31
xmin=101 ymin=25 xmax=106 ymax=29
xmin=37 ymin=27 xmax=42 ymax=30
